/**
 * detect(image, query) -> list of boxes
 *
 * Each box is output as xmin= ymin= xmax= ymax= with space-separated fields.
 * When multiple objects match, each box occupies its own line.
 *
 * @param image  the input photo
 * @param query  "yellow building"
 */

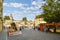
xmin=3 ymin=13 xmax=34 ymax=28
xmin=34 ymin=18 xmax=46 ymax=26
xmin=3 ymin=20 xmax=34 ymax=28
xmin=0 ymin=0 xmax=3 ymax=32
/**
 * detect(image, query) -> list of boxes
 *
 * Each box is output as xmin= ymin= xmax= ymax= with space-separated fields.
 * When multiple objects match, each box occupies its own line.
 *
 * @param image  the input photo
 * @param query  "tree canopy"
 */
xmin=11 ymin=22 xmax=17 ymax=31
xmin=4 ymin=16 xmax=10 ymax=20
xmin=22 ymin=17 xmax=27 ymax=25
xmin=22 ymin=17 xmax=27 ymax=21
xmin=35 ymin=15 xmax=41 ymax=19
xmin=41 ymin=0 xmax=60 ymax=23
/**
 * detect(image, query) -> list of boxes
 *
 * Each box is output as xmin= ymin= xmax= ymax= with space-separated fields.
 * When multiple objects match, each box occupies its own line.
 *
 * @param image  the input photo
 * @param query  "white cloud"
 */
xmin=3 ymin=1 xmax=45 ymax=10
xmin=23 ymin=10 xmax=31 ymax=13
xmin=3 ymin=2 xmax=27 ymax=8
xmin=33 ymin=11 xmax=40 ymax=13
xmin=26 ymin=7 xmax=34 ymax=10
xmin=3 ymin=3 xmax=10 ymax=7
xmin=31 ymin=1 xmax=46 ymax=10
xmin=25 ymin=6 xmax=40 ymax=11
xmin=32 ymin=1 xmax=37 ymax=5
xmin=10 ymin=3 xmax=23 ymax=8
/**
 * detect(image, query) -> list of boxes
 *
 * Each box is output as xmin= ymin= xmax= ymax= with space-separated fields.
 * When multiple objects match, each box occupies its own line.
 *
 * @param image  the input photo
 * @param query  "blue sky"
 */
xmin=3 ymin=0 xmax=45 ymax=21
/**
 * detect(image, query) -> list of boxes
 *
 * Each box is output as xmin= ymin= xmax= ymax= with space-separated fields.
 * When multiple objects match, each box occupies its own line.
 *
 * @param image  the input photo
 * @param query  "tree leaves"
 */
xmin=4 ymin=16 xmax=10 ymax=20
xmin=22 ymin=17 xmax=27 ymax=25
xmin=22 ymin=17 xmax=27 ymax=21
xmin=41 ymin=0 xmax=60 ymax=23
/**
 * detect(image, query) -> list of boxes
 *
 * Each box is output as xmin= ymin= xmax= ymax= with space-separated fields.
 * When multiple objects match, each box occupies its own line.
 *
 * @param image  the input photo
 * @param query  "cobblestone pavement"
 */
xmin=8 ymin=28 xmax=60 ymax=40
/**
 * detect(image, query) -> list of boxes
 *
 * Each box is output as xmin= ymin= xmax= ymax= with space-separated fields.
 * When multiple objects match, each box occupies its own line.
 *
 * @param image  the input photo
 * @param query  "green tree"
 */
xmin=35 ymin=15 xmax=41 ymax=19
xmin=22 ymin=17 xmax=27 ymax=21
xmin=11 ymin=22 xmax=17 ymax=31
xmin=41 ymin=0 xmax=60 ymax=23
xmin=22 ymin=17 xmax=27 ymax=25
xmin=4 ymin=16 xmax=10 ymax=20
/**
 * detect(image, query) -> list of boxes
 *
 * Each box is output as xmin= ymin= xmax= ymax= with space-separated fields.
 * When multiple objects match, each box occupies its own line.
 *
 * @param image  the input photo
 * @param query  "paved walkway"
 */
xmin=8 ymin=28 xmax=60 ymax=40
xmin=0 ymin=29 xmax=8 ymax=40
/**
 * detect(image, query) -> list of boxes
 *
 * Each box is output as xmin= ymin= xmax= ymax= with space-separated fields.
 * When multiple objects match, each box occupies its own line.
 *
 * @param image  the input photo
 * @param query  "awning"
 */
xmin=39 ymin=21 xmax=46 ymax=24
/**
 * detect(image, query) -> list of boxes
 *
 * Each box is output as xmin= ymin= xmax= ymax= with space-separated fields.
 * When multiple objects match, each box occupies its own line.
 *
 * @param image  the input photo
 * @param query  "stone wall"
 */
xmin=0 ymin=0 xmax=3 ymax=32
xmin=0 ymin=20 xmax=2 ymax=32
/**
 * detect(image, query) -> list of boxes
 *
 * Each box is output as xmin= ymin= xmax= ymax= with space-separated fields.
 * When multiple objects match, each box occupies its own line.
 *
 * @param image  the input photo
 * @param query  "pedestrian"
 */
xmin=33 ymin=27 xmax=35 ymax=30
xmin=44 ymin=26 xmax=47 ymax=32
xmin=20 ymin=27 xmax=22 ymax=31
xmin=54 ymin=26 xmax=56 ymax=33
xmin=8 ymin=27 xmax=14 ymax=36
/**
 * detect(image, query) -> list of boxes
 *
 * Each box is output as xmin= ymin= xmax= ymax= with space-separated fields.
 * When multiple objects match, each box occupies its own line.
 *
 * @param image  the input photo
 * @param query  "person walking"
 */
xmin=8 ymin=27 xmax=14 ymax=36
